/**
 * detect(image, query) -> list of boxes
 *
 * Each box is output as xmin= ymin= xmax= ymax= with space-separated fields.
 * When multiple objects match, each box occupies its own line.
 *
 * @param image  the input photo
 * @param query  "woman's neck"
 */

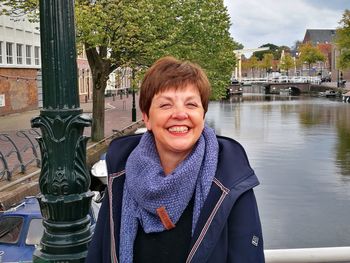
xmin=159 ymin=152 xmax=189 ymax=175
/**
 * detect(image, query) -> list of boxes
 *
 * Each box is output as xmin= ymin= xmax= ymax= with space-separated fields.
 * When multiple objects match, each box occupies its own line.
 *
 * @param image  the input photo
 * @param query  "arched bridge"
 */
xmin=262 ymin=83 xmax=338 ymax=95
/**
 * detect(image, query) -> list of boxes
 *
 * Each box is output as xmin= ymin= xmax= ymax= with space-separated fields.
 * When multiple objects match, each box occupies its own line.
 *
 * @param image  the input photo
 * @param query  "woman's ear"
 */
xmin=142 ymin=112 xmax=152 ymax=131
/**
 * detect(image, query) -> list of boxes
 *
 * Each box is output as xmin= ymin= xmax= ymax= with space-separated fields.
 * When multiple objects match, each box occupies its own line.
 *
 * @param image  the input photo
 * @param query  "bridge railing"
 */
xmin=241 ymin=76 xmax=321 ymax=85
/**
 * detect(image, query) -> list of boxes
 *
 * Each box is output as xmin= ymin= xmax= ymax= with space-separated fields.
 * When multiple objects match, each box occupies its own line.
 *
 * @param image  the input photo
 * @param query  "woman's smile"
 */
xmin=142 ymin=84 xmax=205 ymax=168
xmin=168 ymin=125 xmax=189 ymax=134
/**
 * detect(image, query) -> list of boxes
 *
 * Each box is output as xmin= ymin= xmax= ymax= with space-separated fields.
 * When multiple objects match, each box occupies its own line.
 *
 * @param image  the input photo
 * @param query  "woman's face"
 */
xmin=143 ymin=84 xmax=205 ymax=159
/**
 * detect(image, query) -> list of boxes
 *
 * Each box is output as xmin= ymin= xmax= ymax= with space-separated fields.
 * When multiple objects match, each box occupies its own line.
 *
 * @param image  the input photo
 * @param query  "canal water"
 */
xmin=205 ymin=93 xmax=350 ymax=249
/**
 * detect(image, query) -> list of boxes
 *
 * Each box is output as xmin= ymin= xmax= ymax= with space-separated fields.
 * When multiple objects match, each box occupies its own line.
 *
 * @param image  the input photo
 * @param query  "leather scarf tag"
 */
xmin=156 ymin=206 xmax=175 ymax=230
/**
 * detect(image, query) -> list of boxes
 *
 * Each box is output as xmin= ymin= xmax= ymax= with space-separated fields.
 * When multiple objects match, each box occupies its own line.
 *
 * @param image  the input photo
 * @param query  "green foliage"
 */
xmin=298 ymin=43 xmax=325 ymax=66
xmin=253 ymin=43 xmax=291 ymax=61
xmin=335 ymin=9 xmax=350 ymax=70
xmin=1 ymin=0 xmax=238 ymax=138
xmin=2 ymin=0 xmax=237 ymax=99
xmin=157 ymin=0 xmax=238 ymax=100
xmin=0 ymin=0 xmax=39 ymax=22
xmin=253 ymin=43 xmax=278 ymax=60
xmin=279 ymin=53 xmax=294 ymax=75
xmin=249 ymin=56 xmax=259 ymax=69
xmin=261 ymin=53 xmax=274 ymax=71
xmin=276 ymin=46 xmax=291 ymax=60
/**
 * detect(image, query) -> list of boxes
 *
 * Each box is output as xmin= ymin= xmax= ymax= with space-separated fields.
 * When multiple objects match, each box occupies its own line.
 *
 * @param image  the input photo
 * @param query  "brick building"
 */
xmin=77 ymin=48 xmax=93 ymax=103
xmin=302 ymin=29 xmax=349 ymax=83
xmin=0 ymin=13 xmax=95 ymax=116
xmin=0 ymin=14 xmax=41 ymax=116
xmin=302 ymin=29 xmax=336 ymax=76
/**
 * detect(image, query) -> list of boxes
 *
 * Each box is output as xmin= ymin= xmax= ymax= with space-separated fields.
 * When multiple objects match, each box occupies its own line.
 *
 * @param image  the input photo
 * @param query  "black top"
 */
xmin=133 ymin=198 xmax=194 ymax=263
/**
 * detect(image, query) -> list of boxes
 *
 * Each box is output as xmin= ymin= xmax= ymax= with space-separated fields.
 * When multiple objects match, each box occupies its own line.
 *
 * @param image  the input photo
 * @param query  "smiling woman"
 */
xmin=143 ymin=86 xmax=205 ymax=174
xmin=86 ymin=56 xmax=265 ymax=263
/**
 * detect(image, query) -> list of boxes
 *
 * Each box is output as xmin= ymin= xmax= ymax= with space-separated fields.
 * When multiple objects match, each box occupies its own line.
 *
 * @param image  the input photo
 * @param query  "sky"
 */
xmin=223 ymin=0 xmax=349 ymax=52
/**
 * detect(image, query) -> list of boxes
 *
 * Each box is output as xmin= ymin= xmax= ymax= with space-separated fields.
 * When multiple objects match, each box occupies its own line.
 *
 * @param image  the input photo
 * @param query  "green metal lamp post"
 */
xmin=31 ymin=0 xmax=93 ymax=262
xmin=132 ymin=69 xmax=137 ymax=122
xmin=132 ymin=88 xmax=137 ymax=122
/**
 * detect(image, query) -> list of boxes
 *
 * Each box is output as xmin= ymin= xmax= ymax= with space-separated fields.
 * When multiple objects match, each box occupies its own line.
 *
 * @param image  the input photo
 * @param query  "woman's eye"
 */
xmin=187 ymin=102 xmax=198 ymax=108
xmin=160 ymin=103 xmax=171 ymax=108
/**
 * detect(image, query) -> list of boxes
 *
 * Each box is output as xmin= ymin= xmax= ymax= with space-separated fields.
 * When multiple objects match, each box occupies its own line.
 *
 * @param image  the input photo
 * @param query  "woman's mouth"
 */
xmin=168 ymin=126 xmax=189 ymax=133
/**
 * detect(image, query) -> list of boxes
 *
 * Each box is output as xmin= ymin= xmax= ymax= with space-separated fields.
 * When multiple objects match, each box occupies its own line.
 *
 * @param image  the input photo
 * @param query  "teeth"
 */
xmin=168 ymin=126 xmax=188 ymax=133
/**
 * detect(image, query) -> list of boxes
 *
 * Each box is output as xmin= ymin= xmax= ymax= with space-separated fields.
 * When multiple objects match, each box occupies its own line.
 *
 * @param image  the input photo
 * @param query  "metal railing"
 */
xmin=0 ymin=129 xmax=41 ymax=181
xmin=265 ymin=246 xmax=350 ymax=262
xmin=241 ymin=76 xmax=322 ymax=85
xmin=87 ymin=119 xmax=144 ymax=152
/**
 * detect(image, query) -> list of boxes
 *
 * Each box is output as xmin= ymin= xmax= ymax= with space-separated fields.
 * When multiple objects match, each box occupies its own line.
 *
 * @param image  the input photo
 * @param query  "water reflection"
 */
xmin=206 ymin=94 xmax=350 ymax=249
xmin=336 ymin=115 xmax=350 ymax=177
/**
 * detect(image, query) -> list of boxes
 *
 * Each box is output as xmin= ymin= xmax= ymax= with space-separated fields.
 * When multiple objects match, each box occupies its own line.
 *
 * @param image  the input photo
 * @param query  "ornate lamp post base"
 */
xmin=32 ymin=109 xmax=93 ymax=262
xmin=33 ymin=194 xmax=93 ymax=262
xmin=32 ymin=0 xmax=94 ymax=258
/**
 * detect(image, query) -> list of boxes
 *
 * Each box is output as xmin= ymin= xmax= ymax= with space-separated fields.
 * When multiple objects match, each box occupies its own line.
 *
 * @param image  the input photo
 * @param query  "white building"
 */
xmin=105 ymin=67 xmax=133 ymax=96
xmin=0 ymin=13 xmax=41 ymax=115
xmin=0 ymin=15 xmax=41 ymax=69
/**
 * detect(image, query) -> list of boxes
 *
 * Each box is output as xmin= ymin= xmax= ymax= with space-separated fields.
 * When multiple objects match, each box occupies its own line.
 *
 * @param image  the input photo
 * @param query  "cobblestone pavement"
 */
xmin=0 ymin=94 xmax=142 ymax=183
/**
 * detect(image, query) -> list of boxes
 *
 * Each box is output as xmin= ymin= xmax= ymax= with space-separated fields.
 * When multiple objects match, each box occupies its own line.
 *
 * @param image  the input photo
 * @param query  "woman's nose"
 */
xmin=171 ymin=109 xmax=188 ymax=119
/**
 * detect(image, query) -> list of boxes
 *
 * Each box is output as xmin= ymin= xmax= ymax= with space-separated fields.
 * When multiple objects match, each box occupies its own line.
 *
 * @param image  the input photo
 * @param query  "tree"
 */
xmin=249 ymin=56 xmax=259 ymax=78
xmin=253 ymin=43 xmax=278 ymax=60
xmin=260 ymin=53 xmax=274 ymax=76
xmin=165 ymin=0 xmax=238 ymax=99
xmin=279 ymin=53 xmax=294 ymax=76
xmin=276 ymin=46 xmax=291 ymax=61
xmin=298 ymin=43 xmax=326 ymax=76
xmin=292 ymin=40 xmax=302 ymax=51
xmin=335 ymin=9 xmax=350 ymax=70
xmin=1 ymin=0 xmax=238 ymax=141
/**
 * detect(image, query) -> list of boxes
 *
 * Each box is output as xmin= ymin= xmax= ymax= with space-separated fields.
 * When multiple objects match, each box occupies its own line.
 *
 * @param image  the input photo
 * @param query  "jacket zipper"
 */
xmin=186 ymin=178 xmax=230 ymax=263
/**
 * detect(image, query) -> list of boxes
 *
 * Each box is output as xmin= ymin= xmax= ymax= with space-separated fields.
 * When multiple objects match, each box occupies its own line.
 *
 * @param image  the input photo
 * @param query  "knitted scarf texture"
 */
xmin=119 ymin=125 xmax=219 ymax=262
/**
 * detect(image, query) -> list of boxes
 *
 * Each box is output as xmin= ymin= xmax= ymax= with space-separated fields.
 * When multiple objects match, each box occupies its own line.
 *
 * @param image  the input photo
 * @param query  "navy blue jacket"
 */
xmin=86 ymin=134 xmax=265 ymax=263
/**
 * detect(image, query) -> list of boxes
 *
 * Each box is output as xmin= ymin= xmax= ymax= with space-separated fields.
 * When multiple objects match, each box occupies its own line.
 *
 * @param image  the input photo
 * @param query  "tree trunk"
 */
xmin=85 ymin=46 xmax=114 ymax=142
xmin=309 ymin=63 xmax=311 ymax=76
xmin=91 ymin=77 xmax=106 ymax=142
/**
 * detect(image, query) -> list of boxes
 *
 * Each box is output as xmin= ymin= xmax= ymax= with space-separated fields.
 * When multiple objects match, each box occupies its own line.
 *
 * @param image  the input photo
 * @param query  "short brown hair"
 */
xmin=139 ymin=56 xmax=211 ymax=116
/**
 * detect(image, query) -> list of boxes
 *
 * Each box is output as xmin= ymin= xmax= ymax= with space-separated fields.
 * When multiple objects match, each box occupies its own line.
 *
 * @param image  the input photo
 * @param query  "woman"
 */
xmin=86 ymin=57 xmax=264 ymax=262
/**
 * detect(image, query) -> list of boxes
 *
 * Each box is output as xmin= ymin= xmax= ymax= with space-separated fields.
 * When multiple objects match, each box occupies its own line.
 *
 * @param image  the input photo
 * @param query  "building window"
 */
xmin=6 ymin=42 xmax=13 ymax=64
xmin=0 ymin=41 xmax=2 ymax=64
xmin=26 ymin=45 xmax=32 ymax=65
xmin=34 ymin=46 xmax=40 ymax=65
xmin=16 ymin=44 xmax=23 ymax=64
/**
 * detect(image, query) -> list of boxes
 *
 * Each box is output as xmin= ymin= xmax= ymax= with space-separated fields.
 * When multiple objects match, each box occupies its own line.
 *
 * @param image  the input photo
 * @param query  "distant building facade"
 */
xmin=77 ymin=47 xmax=93 ymax=103
xmin=0 ymin=13 xmax=96 ymax=116
xmin=302 ymin=29 xmax=336 ymax=77
xmin=0 ymin=14 xmax=41 ymax=116
xmin=303 ymin=29 xmax=336 ymax=45
xmin=331 ymin=45 xmax=350 ymax=84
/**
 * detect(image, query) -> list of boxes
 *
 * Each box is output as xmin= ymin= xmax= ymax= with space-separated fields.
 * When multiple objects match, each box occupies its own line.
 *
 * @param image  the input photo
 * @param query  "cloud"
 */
xmin=224 ymin=0 xmax=348 ymax=50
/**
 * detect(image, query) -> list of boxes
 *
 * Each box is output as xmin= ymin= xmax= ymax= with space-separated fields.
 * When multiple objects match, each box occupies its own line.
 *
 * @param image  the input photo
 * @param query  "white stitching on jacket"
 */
xmin=186 ymin=180 xmax=230 ymax=263
xmin=109 ymin=170 xmax=125 ymax=263
xmin=213 ymin=177 xmax=229 ymax=194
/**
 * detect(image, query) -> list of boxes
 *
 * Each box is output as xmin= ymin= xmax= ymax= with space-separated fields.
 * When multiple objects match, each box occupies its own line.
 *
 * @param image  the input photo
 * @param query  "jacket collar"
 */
xmin=186 ymin=137 xmax=259 ymax=262
xmin=107 ymin=135 xmax=259 ymax=263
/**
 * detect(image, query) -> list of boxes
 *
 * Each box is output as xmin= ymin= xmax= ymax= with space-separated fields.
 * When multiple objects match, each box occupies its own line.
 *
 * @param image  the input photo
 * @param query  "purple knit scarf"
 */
xmin=119 ymin=125 xmax=218 ymax=262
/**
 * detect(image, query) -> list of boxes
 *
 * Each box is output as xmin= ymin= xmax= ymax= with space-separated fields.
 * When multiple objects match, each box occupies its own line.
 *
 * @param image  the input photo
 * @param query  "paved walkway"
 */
xmin=0 ymin=94 xmax=142 ymax=136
